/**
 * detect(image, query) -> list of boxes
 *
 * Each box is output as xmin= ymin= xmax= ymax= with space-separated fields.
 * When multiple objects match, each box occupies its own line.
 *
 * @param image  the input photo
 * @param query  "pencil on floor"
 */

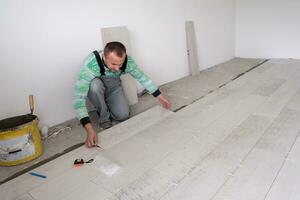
xmin=29 ymin=172 xmax=47 ymax=179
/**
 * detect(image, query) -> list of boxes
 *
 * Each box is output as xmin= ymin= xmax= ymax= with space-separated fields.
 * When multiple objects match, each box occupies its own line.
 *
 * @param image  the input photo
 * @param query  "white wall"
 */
xmin=0 ymin=0 xmax=235 ymax=126
xmin=236 ymin=0 xmax=300 ymax=59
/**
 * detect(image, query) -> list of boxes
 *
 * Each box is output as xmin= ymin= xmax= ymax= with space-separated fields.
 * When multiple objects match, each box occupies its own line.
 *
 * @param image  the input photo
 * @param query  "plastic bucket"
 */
xmin=0 ymin=114 xmax=42 ymax=166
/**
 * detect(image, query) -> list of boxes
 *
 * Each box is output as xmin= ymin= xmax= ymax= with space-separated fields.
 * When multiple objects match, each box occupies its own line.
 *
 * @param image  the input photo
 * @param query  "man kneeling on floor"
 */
xmin=73 ymin=41 xmax=170 ymax=148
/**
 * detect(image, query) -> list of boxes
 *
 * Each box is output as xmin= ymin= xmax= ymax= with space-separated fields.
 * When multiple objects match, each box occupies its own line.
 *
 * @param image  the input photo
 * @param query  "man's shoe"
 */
xmin=100 ymin=121 xmax=112 ymax=129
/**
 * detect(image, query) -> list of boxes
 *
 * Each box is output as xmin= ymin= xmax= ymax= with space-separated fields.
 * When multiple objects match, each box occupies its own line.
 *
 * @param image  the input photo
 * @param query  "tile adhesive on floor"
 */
xmin=3 ymin=58 xmax=300 ymax=200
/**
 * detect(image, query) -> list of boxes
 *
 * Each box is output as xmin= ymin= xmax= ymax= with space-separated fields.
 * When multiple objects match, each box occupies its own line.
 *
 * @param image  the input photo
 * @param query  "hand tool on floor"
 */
xmin=73 ymin=158 xmax=94 ymax=167
xmin=29 ymin=172 xmax=47 ymax=179
xmin=94 ymin=144 xmax=103 ymax=149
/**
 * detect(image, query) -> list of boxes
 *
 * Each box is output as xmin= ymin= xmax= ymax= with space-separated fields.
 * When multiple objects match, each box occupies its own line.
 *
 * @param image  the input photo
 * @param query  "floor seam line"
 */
xmin=263 ymin=130 xmax=300 ymax=200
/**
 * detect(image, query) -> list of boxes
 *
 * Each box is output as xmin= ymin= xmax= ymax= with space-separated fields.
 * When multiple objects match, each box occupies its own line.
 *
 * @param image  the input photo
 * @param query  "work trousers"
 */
xmin=87 ymin=77 xmax=130 ymax=123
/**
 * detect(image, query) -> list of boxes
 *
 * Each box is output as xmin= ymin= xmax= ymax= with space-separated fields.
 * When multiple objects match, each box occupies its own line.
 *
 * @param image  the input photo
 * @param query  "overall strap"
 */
xmin=93 ymin=51 xmax=105 ymax=76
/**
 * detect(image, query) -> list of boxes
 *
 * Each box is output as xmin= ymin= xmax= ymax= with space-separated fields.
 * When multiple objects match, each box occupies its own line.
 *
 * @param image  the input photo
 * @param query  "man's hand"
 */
xmin=84 ymin=123 xmax=99 ymax=148
xmin=157 ymin=94 xmax=171 ymax=109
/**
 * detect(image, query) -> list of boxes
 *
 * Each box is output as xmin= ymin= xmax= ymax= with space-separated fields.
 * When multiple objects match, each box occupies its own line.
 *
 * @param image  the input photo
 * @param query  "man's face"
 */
xmin=104 ymin=52 xmax=126 ymax=72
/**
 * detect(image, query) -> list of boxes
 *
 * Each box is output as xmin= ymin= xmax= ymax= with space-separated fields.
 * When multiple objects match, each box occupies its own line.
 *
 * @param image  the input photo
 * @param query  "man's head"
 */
xmin=103 ymin=41 xmax=127 ymax=72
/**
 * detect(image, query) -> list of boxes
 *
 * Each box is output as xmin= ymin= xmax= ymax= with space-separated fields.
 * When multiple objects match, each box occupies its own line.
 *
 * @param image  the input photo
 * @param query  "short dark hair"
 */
xmin=104 ymin=41 xmax=126 ymax=57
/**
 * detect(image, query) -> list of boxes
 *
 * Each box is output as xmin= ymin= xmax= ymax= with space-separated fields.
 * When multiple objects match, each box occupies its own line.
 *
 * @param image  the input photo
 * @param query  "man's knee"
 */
xmin=112 ymin=108 xmax=130 ymax=121
xmin=89 ymin=78 xmax=105 ymax=94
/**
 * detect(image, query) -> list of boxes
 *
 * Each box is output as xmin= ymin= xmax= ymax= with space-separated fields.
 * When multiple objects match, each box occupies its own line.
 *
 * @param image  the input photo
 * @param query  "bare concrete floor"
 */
xmin=0 ymin=57 xmax=266 ymax=185
xmin=3 ymin=58 xmax=300 ymax=199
